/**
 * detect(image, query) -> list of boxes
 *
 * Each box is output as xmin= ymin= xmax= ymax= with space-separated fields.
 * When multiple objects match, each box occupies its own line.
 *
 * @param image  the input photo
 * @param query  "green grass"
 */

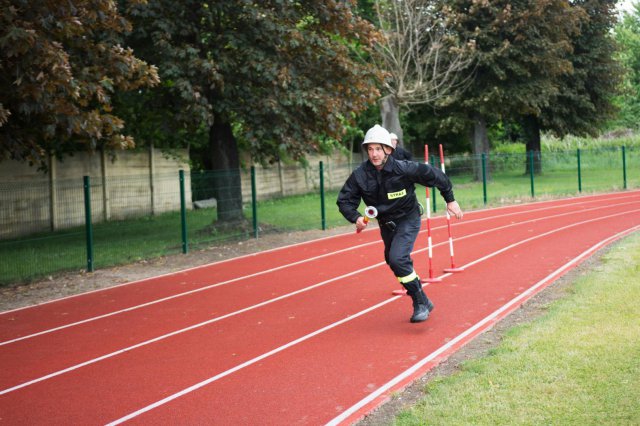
xmin=0 ymin=208 xmax=251 ymax=284
xmin=254 ymin=190 xmax=362 ymax=230
xmin=493 ymin=132 xmax=640 ymax=153
xmin=0 ymin=231 xmax=88 ymax=283
xmin=394 ymin=232 xmax=640 ymax=425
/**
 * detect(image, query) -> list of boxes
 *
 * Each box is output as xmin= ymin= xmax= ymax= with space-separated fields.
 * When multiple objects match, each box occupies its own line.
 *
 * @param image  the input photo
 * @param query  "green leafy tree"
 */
xmin=445 ymin=0 xmax=584 ymax=175
xmin=614 ymin=3 xmax=640 ymax=129
xmin=0 ymin=0 xmax=159 ymax=168
xmin=539 ymin=0 xmax=622 ymax=141
xmin=121 ymin=0 xmax=382 ymax=223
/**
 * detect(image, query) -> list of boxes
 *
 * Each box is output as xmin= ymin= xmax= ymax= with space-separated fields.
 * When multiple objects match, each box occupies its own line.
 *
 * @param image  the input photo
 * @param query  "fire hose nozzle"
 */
xmin=364 ymin=206 xmax=378 ymax=219
xmin=357 ymin=206 xmax=378 ymax=233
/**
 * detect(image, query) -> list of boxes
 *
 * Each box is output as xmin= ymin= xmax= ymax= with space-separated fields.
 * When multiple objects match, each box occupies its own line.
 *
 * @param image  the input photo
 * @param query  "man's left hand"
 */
xmin=447 ymin=201 xmax=463 ymax=220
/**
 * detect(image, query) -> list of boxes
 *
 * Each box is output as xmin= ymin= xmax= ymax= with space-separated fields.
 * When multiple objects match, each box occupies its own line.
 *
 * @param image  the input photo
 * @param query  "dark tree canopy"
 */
xmin=121 ymin=0 xmax=383 ymax=164
xmin=0 ymin=0 xmax=159 ymax=168
xmin=426 ymin=0 xmax=621 ymax=176
xmin=119 ymin=0 xmax=382 ymax=221
xmin=449 ymin=0 xmax=584 ymax=124
xmin=540 ymin=0 xmax=622 ymax=137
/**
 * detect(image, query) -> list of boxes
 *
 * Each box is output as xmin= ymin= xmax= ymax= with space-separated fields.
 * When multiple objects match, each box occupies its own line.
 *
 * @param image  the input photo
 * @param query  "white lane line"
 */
xmin=4 ymin=195 xmax=637 ymax=347
xmin=103 ymin=297 xmax=403 ymax=426
xmin=2 ymin=206 xmax=639 ymax=398
xmin=111 ymin=222 xmax=640 ymax=426
xmin=0 ymin=226 xmax=373 ymax=315
xmin=451 ymin=206 xmax=640 ymax=271
xmin=0 ymin=241 xmax=377 ymax=347
xmin=443 ymin=193 xmax=640 ymax=229
xmin=434 ymin=204 xmax=640 ymax=281
xmin=0 ymin=262 xmax=386 ymax=396
xmin=325 ymin=224 xmax=640 ymax=426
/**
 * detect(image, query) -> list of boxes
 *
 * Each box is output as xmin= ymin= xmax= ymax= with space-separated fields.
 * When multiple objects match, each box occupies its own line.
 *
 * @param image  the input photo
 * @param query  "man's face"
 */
xmin=367 ymin=144 xmax=391 ymax=169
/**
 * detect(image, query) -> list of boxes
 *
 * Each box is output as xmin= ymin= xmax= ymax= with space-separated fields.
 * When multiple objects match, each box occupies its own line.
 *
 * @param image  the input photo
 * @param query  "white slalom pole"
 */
xmin=439 ymin=144 xmax=464 ymax=273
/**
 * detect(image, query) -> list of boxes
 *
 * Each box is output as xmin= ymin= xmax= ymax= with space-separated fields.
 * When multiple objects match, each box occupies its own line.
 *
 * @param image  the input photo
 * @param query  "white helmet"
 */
xmin=389 ymin=132 xmax=398 ymax=140
xmin=362 ymin=124 xmax=394 ymax=149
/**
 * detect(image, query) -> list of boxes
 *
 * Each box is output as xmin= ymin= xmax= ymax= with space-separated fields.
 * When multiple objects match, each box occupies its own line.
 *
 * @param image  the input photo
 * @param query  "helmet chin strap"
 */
xmin=381 ymin=146 xmax=393 ymax=166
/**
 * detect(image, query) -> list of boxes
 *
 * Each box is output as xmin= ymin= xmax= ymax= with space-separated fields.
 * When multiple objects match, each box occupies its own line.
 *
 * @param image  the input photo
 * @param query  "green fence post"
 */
xmin=179 ymin=170 xmax=188 ymax=254
xmin=577 ymin=148 xmax=582 ymax=193
xmin=481 ymin=153 xmax=487 ymax=206
xmin=319 ymin=161 xmax=326 ymax=230
xmin=83 ymin=176 xmax=94 ymax=272
xmin=251 ymin=166 xmax=258 ymax=238
xmin=529 ymin=150 xmax=535 ymax=198
xmin=622 ymin=145 xmax=627 ymax=190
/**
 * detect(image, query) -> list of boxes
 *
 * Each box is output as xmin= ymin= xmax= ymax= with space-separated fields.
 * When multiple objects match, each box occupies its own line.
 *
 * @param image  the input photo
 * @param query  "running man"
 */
xmin=337 ymin=124 xmax=463 ymax=323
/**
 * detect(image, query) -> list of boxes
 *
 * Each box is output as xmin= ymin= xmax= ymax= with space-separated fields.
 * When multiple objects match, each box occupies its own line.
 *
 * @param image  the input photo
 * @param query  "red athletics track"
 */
xmin=1 ymin=191 xmax=640 ymax=425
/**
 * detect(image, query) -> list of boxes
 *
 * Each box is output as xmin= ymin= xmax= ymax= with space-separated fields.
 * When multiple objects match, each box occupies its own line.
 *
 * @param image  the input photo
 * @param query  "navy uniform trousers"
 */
xmin=379 ymin=207 xmax=421 ymax=283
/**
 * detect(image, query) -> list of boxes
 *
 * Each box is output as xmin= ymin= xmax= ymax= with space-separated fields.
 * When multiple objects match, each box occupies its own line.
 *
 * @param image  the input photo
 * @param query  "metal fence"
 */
xmin=1 ymin=146 xmax=638 ymax=285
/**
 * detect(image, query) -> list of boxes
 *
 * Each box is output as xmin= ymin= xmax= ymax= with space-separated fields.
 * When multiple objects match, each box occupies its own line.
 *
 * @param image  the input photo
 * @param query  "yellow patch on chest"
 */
xmin=387 ymin=189 xmax=407 ymax=199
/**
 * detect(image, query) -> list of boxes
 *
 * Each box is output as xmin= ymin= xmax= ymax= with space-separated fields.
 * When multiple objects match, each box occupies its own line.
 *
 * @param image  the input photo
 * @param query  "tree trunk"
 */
xmin=379 ymin=95 xmax=403 ymax=141
xmin=522 ymin=115 xmax=542 ymax=174
xmin=471 ymin=114 xmax=491 ymax=181
xmin=209 ymin=114 xmax=244 ymax=223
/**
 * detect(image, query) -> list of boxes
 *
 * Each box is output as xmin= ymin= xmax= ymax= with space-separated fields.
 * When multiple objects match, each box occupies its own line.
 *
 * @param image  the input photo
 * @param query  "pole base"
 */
xmin=391 ymin=289 xmax=408 ymax=296
xmin=443 ymin=267 xmax=465 ymax=273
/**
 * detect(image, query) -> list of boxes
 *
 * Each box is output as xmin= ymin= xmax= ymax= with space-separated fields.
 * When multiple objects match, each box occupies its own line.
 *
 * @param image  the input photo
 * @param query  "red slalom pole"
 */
xmin=422 ymin=144 xmax=442 ymax=283
xmin=439 ymin=144 xmax=464 ymax=273
xmin=394 ymin=145 xmax=442 ymax=295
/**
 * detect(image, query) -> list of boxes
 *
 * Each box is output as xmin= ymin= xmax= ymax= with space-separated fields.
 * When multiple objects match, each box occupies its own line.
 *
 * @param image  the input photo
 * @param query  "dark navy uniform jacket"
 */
xmin=392 ymin=145 xmax=413 ymax=161
xmin=336 ymin=156 xmax=455 ymax=224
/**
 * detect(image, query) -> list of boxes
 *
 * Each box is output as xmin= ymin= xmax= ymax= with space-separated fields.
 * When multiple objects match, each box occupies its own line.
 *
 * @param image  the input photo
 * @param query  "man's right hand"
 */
xmin=356 ymin=216 xmax=369 ymax=232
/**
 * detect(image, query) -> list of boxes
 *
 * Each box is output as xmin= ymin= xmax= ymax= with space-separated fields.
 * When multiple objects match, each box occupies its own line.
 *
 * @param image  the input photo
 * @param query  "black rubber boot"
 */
xmin=402 ymin=278 xmax=435 ymax=323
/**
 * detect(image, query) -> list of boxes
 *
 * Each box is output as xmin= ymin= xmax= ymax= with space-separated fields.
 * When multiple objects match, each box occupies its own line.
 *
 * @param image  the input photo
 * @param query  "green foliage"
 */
xmin=613 ymin=4 xmax=640 ymax=130
xmin=491 ymin=131 xmax=640 ymax=154
xmin=114 ymin=0 xmax=385 ymax=222
xmin=0 ymin=0 xmax=159 ymax=169
xmin=404 ymin=104 xmax=472 ymax=155
xmin=447 ymin=0 xmax=584 ymax=121
xmin=120 ymin=0 xmax=383 ymax=164
xmin=540 ymin=0 xmax=622 ymax=138
xmin=432 ymin=0 xmax=621 ymax=153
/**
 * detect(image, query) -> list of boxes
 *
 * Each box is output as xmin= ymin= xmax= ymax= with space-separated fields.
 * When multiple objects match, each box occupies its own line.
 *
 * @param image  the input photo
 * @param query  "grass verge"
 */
xmin=395 ymin=232 xmax=640 ymax=425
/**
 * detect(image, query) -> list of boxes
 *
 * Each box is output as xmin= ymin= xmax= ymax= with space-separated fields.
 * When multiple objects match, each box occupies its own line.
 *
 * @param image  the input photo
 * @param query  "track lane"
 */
xmin=413 ymin=198 xmax=640 ymax=279
xmin=0 ymin=194 xmax=639 ymax=423
xmin=2 ymin=191 xmax=636 ymax=343
xmin=0 ymin=231 xmax=381 ymax=338
xmin=114 ymin=215 xmax=640 ymax=425
xmin=1 ymin=196 xmax=639 ymax=394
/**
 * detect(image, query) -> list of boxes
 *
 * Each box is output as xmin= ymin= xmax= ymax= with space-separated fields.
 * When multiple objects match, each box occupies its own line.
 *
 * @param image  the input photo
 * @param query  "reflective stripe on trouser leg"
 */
xmin=397 ymin=271 xmax=418 ymax=284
